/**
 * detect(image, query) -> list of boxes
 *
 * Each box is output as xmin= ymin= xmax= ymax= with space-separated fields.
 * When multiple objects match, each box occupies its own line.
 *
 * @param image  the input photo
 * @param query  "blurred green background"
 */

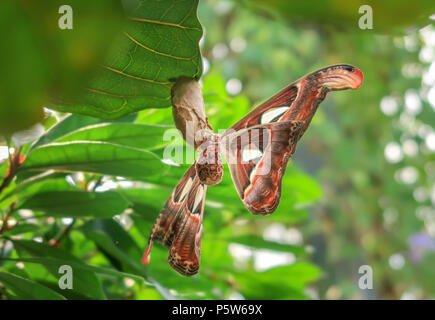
xmin=0 ymin=0 xmax=434 ymax=300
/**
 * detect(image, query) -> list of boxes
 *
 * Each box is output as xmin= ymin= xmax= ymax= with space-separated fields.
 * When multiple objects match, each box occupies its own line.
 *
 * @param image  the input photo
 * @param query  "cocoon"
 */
xmin=171 ymin=76 xmax=212 ymax=148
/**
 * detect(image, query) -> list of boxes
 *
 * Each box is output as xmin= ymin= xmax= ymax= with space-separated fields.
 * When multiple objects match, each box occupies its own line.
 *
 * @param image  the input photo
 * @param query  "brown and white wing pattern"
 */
xmin=223 ymin=121 xmax=305 ymax=215
xmin=223 ymin=64 xmax=363 ymax=215
xmin=142 ymin=164 xmax=207 ymax=276
xmin=228 ymin=64 xmax=363 ymax=134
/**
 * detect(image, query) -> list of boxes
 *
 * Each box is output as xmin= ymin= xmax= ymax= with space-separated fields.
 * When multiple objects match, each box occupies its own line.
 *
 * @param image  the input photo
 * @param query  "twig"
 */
xmin=48 ymin=175 xmax=104 ymax=247
xmin=0 ymin=202 xmax=17 ymax=235
xmin=92 ymin=176 xmax=104 ymax=192
xmin=48 ymin=220 xmax=76 ymax=247
xmin=0 ymin=144 xmax=23 ymax=197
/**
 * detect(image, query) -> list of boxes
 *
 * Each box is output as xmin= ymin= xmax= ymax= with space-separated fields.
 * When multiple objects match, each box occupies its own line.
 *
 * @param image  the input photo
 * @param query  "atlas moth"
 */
xmin=144 ymin=65 xmax=363 ymax=276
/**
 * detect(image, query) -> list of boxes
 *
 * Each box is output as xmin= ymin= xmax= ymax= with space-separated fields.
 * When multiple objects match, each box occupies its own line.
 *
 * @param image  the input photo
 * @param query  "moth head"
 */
xmin=310 ymin=64 xmax=363 ymax=91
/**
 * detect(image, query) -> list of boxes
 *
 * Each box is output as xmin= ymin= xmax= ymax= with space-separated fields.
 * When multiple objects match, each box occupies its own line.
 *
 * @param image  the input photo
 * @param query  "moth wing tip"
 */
xmin=142 ymin=240 xmax=153 ymax=266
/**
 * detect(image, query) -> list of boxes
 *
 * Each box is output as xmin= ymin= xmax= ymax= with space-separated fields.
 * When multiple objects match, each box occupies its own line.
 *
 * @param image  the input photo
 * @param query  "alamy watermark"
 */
xmin=58 ymin=264 xmax=73 ymax=289
xmin=358 ymin=265 xmax=373 ymax=290
xmin=358 ymin=5 xmax=373 ymax=30
xmin=58 ymin=5 xmax=73 ymax=30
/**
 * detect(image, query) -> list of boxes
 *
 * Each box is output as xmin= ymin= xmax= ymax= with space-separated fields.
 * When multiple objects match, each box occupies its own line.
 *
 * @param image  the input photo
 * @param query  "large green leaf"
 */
xmin=31 ymin=113 xmax=138 ymax=150
xmin=12 ymin=239 xmax=106 ymax=299
xmin=50 ymin=0 xmax=203 ymax=119
xmin=56 ymin=123 xmax=173 ymax=150
xmin=20 ymin=141 xmax=166 ymax=179
xmin=1 ymin=224 xmax=41 ymax=236
xmin=31 ymin=114 xmax=103 ymax=150
xmin=18 ymin=191 xmax=130 ymax=218
xmin=1 ymin=172 xmax=70 ymax=202
xmin=0 ymin=272 xmax=66 ymax=300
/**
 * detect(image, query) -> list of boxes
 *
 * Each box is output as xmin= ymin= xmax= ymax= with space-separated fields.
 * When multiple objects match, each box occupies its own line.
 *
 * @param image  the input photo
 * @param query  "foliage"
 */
xmin=0 ymin=0 xmax=321 ymax=300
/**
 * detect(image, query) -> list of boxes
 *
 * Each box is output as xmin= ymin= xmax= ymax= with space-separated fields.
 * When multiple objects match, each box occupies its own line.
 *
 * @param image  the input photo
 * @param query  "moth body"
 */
xmin=195 ymin=134 xmax=223 ymax=185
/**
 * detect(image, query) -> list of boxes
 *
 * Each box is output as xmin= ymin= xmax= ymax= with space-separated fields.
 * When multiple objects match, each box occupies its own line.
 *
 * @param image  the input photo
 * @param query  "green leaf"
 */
xmin=20 ymin=141 xmax=166 ymax=179
xmin=56 ymin=123 xmax=173 ymax=150
xmin=4 ymin=257 xmax=146 ymax=283
xmin=50 ymin=0 xmax=203 ymax=119
xmin=235 ymin=262 xmax=321 ymax=299
xmin=227 ymin=235 xmax=306 ymax=255
xmin=282 ymin=166 xmax=323 ymax=206
xmin=259 ymin=262 xmax=321 ymax=289
xmin=12 ymin=239 xmax=106 ymax=300
xmin=79 ymin=219 xmax=144 ymax=275
xmin=0 ymin=272 xmax=66 ymax=300
xmin=144 ymin=244 xmax=221 ymax=299
xmin=32 ymin=113 xmax=139 ymax=150
xmin=120 ymin=187 xmax=172 ymax=221
xmin=1 ymin=173 xmax=71 ymax=202
xmin=2 ymin=224 xmax=41 ymax=236
xmin=0 ymin=159 xmax=8 ymax=181
xmin=141 ymin=163 xmax=192 ymax=187
xmin=32 ymin=114 xmax=103 ymax=150
xmin=18 ymin=191 xmax=130 ymax=218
